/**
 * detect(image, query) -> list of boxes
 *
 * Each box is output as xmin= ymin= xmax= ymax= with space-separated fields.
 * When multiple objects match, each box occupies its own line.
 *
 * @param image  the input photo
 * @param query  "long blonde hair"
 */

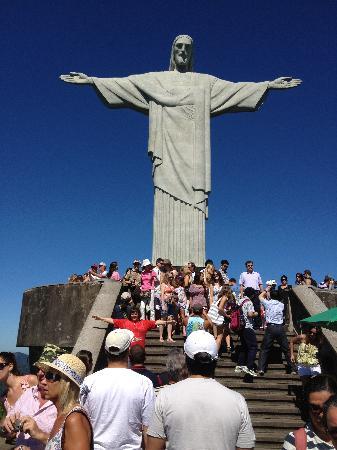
xmin=58 ymin=377 xmax=80 ymax=414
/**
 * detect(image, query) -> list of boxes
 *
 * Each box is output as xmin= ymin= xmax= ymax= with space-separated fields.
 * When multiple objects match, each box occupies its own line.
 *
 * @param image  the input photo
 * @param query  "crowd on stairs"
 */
xmin=0 ymin=258 xmax=336 ymax=449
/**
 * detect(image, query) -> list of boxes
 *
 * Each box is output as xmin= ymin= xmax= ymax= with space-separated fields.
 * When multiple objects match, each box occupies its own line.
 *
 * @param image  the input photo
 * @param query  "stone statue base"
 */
xmin=152 ymin=188 xmax=205 ymax=267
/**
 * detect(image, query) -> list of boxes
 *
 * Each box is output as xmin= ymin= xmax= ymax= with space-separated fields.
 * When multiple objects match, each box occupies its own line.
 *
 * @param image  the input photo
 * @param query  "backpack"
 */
xmin=230 ymin=299 xmax=249 ymax=332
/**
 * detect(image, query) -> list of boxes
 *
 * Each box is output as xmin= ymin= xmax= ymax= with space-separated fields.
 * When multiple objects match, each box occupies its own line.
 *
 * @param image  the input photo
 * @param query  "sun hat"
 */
xmin=184 ymin=330 xmax=218 ymax=361
xmin=105 ymin=329 xmax=134 ymax=355
xmin=38 ymin=354 xmax=86 ymax=387
xmin=34 ymin=343 xmax=67 ymax=368
xmin=142 ymin=258 xmax=152 ymax=267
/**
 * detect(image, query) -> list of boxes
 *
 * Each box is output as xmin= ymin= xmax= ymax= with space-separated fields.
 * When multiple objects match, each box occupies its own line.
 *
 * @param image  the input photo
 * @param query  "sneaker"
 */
xmin=234 ymin=365 xmax=244 ymax=373
xmin=242 ymin=366 xmax=258 ymax=377
xmin=259 ymin=370 xmax=265 ymax=376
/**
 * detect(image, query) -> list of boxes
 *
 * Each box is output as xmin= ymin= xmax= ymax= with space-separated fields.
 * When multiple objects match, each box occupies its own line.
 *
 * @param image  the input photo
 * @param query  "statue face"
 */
xmin=173 ymin=37 xmax=192 ymax=70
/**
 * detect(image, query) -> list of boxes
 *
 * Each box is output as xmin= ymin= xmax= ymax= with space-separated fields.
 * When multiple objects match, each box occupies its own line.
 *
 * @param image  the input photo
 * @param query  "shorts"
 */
xmin=167 ymin=303 xmax=175 ymax=317
xmin=297 ymin=364 xmax=321 ymax=377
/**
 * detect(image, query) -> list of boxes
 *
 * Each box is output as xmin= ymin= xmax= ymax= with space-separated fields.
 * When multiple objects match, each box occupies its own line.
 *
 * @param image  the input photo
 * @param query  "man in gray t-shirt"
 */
xmin=147 ymin=330 xmax=255 ymax=450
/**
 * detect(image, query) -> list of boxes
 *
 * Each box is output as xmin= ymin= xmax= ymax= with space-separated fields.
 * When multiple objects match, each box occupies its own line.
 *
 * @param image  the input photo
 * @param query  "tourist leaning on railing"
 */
xmin=290 ymin=325 xmax=323 ymax=382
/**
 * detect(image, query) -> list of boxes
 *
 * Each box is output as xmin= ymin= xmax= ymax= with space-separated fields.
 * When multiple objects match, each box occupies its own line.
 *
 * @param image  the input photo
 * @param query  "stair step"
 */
xmin=241 ymin=391 xmax=298 ymax=402
xmin=214 ymin=379 xmax=300 ymax=391
xmin=148 ymin=366 xmax=298 ymax=382
xmin=252 ymin=417 xmax=304 ymax=429
xmin=247 ymin=403 xmax=299 ymax=414
xmin=255 ymin=429 xmax=289 ymax=442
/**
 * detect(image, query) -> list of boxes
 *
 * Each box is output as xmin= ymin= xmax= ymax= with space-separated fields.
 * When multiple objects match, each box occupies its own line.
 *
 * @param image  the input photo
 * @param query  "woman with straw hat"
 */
xmin=21 ymin=354 xmax=92 ymax=450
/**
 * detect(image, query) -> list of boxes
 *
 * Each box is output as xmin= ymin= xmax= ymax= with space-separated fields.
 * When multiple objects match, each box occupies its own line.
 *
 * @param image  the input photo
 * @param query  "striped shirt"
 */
xmin=282 ymin=423 xmax=334 ymax=450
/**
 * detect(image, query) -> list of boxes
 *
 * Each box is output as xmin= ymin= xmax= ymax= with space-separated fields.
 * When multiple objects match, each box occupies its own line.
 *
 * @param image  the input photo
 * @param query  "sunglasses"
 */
xmin=0 ymin=362 xmax=9 ymax=370
xmin=45 ymin=371 xmax=62 ymax=382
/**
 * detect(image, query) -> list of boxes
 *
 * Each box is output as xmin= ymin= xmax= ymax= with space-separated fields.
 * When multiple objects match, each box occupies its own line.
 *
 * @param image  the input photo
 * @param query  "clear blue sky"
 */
xmin=1 ymin=0 xmax=336 ymax=352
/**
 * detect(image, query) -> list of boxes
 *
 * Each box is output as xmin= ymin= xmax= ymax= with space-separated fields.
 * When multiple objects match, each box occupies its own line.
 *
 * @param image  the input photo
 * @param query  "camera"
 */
xmin=13 ymin=419 xmax=23 ymax=433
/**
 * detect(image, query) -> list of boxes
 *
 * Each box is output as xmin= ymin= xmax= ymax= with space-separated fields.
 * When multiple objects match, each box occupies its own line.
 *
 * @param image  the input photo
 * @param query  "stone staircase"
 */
xmin=145 ymin=329 xmax=304 ymax=450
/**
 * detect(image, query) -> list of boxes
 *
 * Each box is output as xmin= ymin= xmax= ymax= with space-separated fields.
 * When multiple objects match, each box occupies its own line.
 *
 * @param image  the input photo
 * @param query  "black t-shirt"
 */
xmin=131 ymin=366 xmax=160 ymax=388
xmin=277 ymin=285 xmax=292 ymax=304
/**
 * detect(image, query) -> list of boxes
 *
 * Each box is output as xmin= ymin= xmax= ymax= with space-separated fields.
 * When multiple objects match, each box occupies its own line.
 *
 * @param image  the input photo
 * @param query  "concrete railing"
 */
xmin=71 ymin=280 xmax=121 ymax=372
xmin=17 ymin=280 xmax=121 ymax=368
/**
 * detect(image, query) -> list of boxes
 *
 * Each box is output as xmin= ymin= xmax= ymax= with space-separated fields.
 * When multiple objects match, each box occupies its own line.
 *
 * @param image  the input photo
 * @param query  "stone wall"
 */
xmin=313 ymin=288 xmax=337 ymax=309
xmin=17 ymin=282 xmax=102 ymax=348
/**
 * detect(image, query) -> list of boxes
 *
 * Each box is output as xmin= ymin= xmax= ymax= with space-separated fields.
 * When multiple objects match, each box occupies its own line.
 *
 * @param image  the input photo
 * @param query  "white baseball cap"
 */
xmin=184 ymin=330 xmax=218 ymax=361
xmin=99 ymin=262 xmax=106 ymax=267
xmin=105 ymin=329 xmax=134 ymax=355
xmin=121 ymin=291 xmax=131 ymax=300
xmin=142 ymin=258 xmax=152 ymax=267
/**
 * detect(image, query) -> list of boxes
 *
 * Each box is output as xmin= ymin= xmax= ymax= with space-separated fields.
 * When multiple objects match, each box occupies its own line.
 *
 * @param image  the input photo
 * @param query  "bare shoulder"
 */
xmin=65 ymin=410 xmax=90 ymax=428
xmin=27 ymin=374 xmax=38 ymax=386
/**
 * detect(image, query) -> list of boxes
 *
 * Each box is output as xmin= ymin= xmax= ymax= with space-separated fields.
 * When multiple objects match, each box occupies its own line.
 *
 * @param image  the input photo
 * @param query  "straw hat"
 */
xmin=38 ymin=353 xmax=86 ymax=387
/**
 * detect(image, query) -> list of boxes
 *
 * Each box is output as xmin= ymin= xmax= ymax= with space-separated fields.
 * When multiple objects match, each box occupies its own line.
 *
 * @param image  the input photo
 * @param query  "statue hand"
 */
xmin=269 ymin=77 xmax=302 ymax=89
xmin=59 ymin=72 xmax=93 ymax=84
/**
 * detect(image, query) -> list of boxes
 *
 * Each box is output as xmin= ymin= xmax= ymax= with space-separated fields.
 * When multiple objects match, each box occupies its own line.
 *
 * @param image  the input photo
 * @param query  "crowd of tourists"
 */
xmin=1 ymin=258 xmax=336 ymax=449
xmin=1 ymin=330 xmax=337 ymax=450
xmin=87 ymin=258 xmax=333 ymax=378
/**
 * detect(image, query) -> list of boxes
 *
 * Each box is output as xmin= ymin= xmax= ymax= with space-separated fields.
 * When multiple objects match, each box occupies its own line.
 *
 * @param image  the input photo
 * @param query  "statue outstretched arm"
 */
xmin=59 ymin=72 xmax=150 ymax=112
xmin=268 ymin=76 xmax=302 ymax=89
xmin=59 ymin=72 xmax=94 ymax=85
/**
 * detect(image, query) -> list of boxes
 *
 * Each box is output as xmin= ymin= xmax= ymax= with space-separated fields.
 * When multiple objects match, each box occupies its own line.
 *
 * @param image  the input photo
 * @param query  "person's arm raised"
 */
xmin=60 ymin=72 xmax=94 ymax=85
xmin=92 ymin=315 xmax=114 ymax=324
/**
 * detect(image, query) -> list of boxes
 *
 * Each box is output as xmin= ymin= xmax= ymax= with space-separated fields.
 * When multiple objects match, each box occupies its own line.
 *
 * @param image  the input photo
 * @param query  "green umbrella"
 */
xmin=301 ymin=307 xmax=337 ymax=332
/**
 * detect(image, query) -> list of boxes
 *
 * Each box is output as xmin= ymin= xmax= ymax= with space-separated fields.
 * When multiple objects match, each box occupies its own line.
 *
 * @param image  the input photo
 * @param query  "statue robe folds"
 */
xmin=92 ymin=72 xmax=268 ymax=266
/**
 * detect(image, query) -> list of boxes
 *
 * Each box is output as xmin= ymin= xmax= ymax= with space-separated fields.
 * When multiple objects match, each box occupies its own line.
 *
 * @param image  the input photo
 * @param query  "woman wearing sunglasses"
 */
xmin=0 ymin=352 xmax=37 ymax=417
xmin=21 ymin=354 xmax=92 ymax=450
xmin=282 ymin=375 xmax=337 ymax=450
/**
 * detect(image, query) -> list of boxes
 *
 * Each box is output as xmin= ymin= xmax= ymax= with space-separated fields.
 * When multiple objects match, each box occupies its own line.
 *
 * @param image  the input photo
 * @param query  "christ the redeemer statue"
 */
xmin=60 ymin=35 xmax=301 ymax=267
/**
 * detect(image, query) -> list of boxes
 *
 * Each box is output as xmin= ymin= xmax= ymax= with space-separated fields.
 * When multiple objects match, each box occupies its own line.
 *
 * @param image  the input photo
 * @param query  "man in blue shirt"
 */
xmin=258 ymin=285 xmax=292 ymax=375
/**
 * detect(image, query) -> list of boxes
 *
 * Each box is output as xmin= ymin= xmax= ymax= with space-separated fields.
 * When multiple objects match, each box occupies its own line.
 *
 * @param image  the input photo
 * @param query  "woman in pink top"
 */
xmin=0 ymin=352 xmax=37 ymax=417
xmin=107 ymin=261 xmax=121 ymax=281
xmin=160 ymin=273 xmax=176 ymax=342
xmin=189 ymin=273 xmax=207 ymax=309
xmin=139 ymin=259 xmax=157 ymax=320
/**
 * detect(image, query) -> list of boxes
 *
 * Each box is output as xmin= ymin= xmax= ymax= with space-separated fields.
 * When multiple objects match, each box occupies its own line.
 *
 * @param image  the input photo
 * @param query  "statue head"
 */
xmin=169 ymin=35 xmax=194 ymax=72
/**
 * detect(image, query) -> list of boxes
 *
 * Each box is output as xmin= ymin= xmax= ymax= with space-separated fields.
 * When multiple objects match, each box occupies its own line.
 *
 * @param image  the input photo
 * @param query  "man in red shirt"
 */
xmin=93 ymin=307 xmax=173 ymax=348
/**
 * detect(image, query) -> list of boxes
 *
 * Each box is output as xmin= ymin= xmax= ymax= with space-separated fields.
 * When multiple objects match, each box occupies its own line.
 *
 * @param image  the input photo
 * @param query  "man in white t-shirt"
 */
xmin=239 ymin=260 xmax=263 ymax=295
xmin=147 ymin=330 xmax=255 ymax=450
xmin=80 ymin=329 xmax=155 ymax=450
